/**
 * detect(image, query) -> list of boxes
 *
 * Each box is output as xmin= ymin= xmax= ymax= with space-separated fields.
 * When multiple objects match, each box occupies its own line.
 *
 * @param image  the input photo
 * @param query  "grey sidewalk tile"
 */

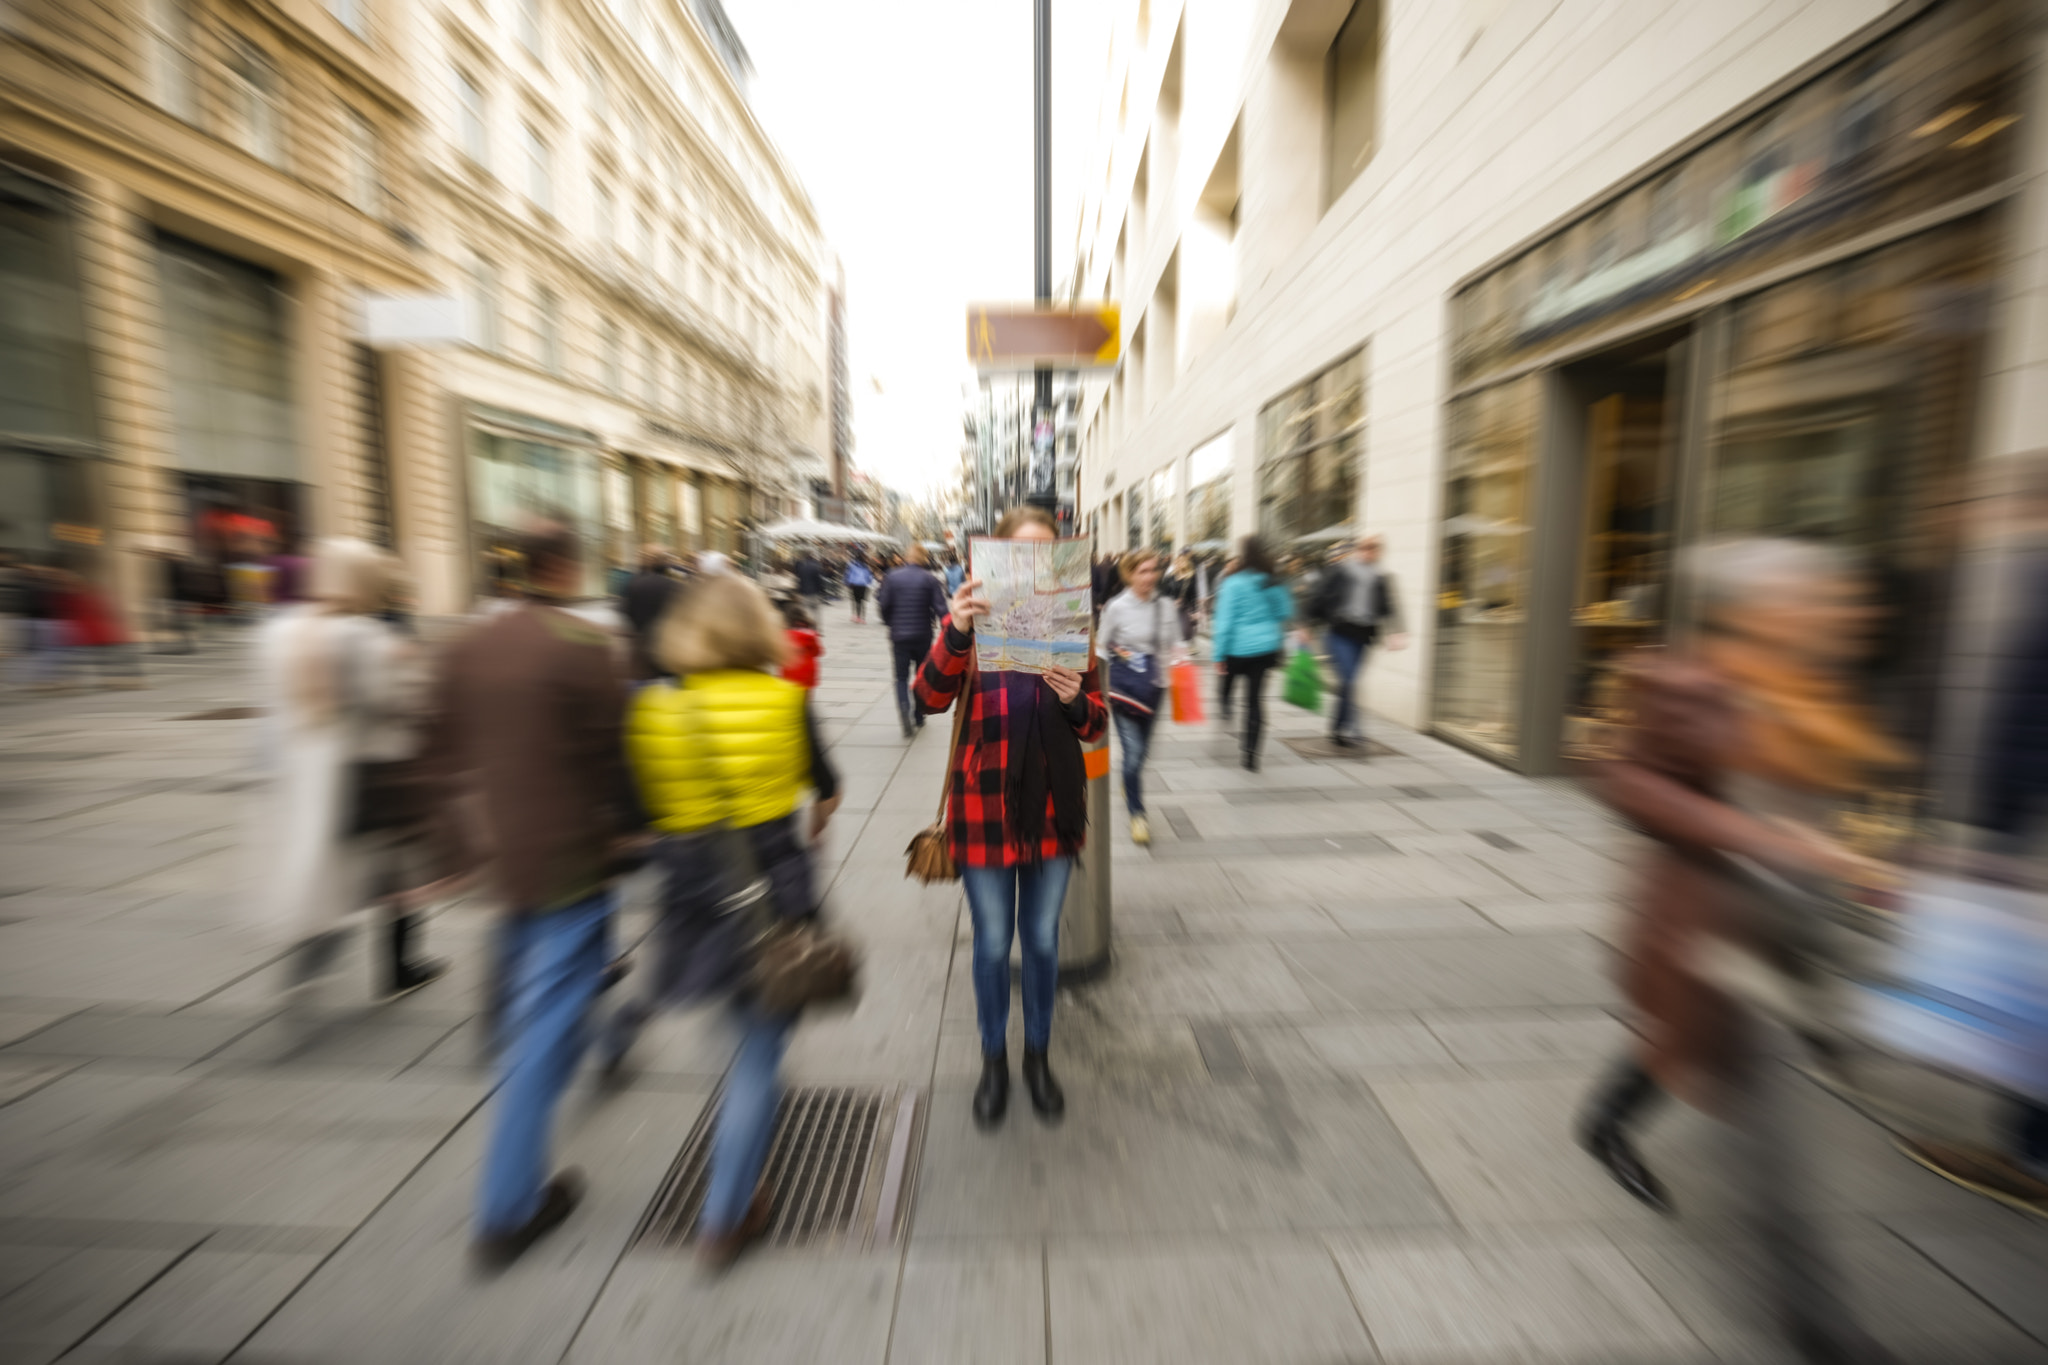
xmin=1320 ymin=899 xmax=1502 ymax=937
xmin=1183 ymin=800 xmax=1425 ymax=838
xmin=1388 ymin=797 xmax=1539 ymax=832
xmin=1332 ymin=1231 xmax=1703 ymax=1364
xmin=890 ymin=1244 xmax=1044 ymax=1365
xmin=204 ymin=1014 xmax=463 ymax=1072
xmin=0 ymin=1243 xmax=190 ymax=1365
xmin=1885 ymin=1228 xmax=2048 ymax=1344
xmin=1187 ymin=1020 xmax=1252 ymax=1082
xmin=1229 ymin=853 xmax=1524 ymax=903
xmin=79 ymin=1246 xmax=324 ymax=1357
xmin=1048 ymin=1242 xmax=1377 ymax=1365
xmin=1176 ymin=905 xmax=1344 ymax=940
xmin=565 ymin=1252 xmax=897 ymax=1364
xmin=1280 ymin=935 xmax=1617 ymax=1012
xmin=1085 ymin=943 xmax=1317 ymax=1018
xmin=783 ymin=947 xmax=947 ymax=1085
xmin=0 ymin=1058 xmax=82 ymax=1106
xmin=1299 ymin=1019 xmax=1458 ymax=1072
xmin=912 ymin=1077 xmax=1450 ymax=1238
xmin=1464 ymin=895 xmax=1621 ymax=934
xmin=936 ymin=1014 xmax=1206 ymax=1083
xmin=1368 ymin=1075 xmax=1674 ymax=1226
xmin=246 ymin=1085 xmax=708 ymax=1364
xmin=1104 ymin=860 xmax=1246 ymax=913
xmin=1420 ymin=1008 xmax=1629 ymax=1067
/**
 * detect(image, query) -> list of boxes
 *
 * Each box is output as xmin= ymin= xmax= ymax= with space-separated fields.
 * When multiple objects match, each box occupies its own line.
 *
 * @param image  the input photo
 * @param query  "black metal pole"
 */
xmin=1027 ymin=0 xmax=1056 ymax=511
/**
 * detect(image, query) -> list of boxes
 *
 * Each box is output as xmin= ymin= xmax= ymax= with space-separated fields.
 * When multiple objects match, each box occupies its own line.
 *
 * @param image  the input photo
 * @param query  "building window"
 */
xmin=534 ymin=285 xmax=562 ymax=373
xmin=1148 ymin=466 xmax=1173 ymax=548
xmin=673 ymin=352 xmax=690 ymax=414
xmin=328 ymin=0 xmax=367 ymax=37
xmin=225 ymin=37 xmax=285 ymax=166
xmin=1325 ymin=0 xmax=1381 ymax=206
xmin=1185 ymin=430 xmax=1231 ymax=545
xmin=144 ymin=0 xmax=197 ymax=120
xmin=343 ymin=108 xmax=379 ymax=213
xmin=1257 ymin=348 xmax=1363 ymax=544
xmin=593 ymin=179 xmax=614 ymax=246
xmin=640 ymin=335 xmax=659 ymax=406
xmin=635 ymin=208 xmax=653 ymax=268
xmin=522 ymin=123 xmax=551 ymax=214
xmin=585 ymin=60 xmax=607 ymax=125
xmin=466 ymin=255 xmax=501 ymax=352
xmin=600 ymin=319 xmax=622 ymax=393
xmin=516 ymin=0 xmax=543 ymax=57
xmin=455 ymin=68 xmax=488 ymax=168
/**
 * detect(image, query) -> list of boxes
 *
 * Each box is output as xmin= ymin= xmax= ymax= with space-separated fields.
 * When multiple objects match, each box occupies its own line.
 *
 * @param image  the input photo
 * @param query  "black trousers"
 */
xmin=891 ymin=637 xmax=928 ymax=726
xmin=1219 ymin=652 xmax=1280 ymax=756
xmin=849 ymin=586 xmax=868 ymax=620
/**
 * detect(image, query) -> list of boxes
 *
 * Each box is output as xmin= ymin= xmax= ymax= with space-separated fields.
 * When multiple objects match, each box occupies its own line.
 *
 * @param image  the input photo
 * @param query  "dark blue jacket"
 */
xmin=794 ymin=556 xmax=825 ymax=596
xmin=877 ymin=565 xmax=949 ymax=644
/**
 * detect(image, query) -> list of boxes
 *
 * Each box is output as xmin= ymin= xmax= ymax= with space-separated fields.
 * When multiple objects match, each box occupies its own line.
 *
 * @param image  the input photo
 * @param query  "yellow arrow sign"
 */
xmin=967 ymin=305 xmax=1120 ymax=369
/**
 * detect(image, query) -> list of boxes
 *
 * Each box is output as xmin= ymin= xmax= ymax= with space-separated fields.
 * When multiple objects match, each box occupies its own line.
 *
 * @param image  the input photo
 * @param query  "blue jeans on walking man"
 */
xmin=1327 ymin=631 xmax=1369 ymax=743
xmin=1112 ymin=709 xmax=1155 ymax=815
xmin=476 ymin=890 xmax=613 ymax=1238
xmin=961 ymin=858 xmax=1072 ymax=1056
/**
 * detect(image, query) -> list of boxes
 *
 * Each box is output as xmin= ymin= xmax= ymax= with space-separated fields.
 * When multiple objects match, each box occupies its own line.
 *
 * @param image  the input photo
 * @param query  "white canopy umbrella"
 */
xmin=756 ymin=518 xmax=900 ymax=545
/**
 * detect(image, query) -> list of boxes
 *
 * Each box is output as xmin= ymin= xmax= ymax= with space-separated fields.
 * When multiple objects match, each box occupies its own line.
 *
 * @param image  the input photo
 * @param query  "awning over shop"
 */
xmin=756 ymin=517 xmax=899 ymax=545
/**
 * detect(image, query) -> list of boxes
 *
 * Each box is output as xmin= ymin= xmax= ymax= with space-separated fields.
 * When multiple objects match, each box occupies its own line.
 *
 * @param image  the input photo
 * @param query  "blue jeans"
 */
xmin=476 ymin=891 xmax=613 ymax=1237
xmin=1328 ymin=632 xmax=1367 ymax=740
xmin=1112 ymin=709 xmax=1155 ymax=815
xmin=961 ymin=858 xmax=1072 ymax=1055
xmin=700 ymin=1007 xmax=795 ymax=1235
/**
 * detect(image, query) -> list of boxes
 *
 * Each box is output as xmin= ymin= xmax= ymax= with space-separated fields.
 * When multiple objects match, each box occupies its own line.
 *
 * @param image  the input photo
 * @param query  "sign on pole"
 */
xmin=967 ymin=305 xmax=1119 ymax=371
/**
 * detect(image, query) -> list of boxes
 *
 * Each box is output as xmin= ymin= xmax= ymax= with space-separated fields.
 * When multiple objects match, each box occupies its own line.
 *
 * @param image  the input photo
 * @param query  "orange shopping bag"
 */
xmin=1169 ymin=661 xmax=1205 ymax=723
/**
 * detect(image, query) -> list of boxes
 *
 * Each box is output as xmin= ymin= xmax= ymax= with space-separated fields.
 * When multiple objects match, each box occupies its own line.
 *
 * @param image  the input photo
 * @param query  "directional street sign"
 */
xmin=967 ymin=305 xmax=1120 ymax=371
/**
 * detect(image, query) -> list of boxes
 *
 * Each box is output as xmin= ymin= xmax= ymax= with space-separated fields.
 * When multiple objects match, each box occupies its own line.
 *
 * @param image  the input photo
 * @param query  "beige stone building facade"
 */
xmin=0 ymin=0 xmax=432 ymax=615
xmin=0 ymin=0 xmax=831 ymax=619
xmin=1071 ymin=0 xmax=2048 ymax=790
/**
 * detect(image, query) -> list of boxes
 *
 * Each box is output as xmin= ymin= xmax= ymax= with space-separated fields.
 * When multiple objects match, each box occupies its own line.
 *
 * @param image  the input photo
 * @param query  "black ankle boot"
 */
xmin=383 ymin=914 xmax=449 ymax=1001
xmin=1576 ymin=1059 xmax=1670 ymax=1214
xmin=972 ymin=1051 xmax=1009 ymax=1129
xmin=1022 ymin=1047 xmax=1064 ymax=1121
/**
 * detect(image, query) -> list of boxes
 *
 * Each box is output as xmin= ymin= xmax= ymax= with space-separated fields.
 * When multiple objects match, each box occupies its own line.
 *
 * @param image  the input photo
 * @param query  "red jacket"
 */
xmin=58 ymin=586 xmax=128 ymax=647
xmin=781 ymin=628 xmax=822 ymax=689
xmin=912 ymin=623 xmax=1106 ymax=868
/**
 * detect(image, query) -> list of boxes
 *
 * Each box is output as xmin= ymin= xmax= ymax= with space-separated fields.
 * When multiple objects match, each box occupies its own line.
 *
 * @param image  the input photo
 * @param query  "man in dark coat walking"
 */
xmin=876 ymin=543 xmax=949 ymax=737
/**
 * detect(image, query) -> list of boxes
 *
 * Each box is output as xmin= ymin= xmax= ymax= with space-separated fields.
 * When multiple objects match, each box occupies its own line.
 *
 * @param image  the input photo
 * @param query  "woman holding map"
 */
xmin=913 ymin=505 xmax=1107 ymax=1130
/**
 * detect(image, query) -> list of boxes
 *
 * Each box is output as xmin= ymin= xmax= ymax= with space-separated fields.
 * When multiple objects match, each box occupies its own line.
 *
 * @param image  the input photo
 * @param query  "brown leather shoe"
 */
xmin=1897 ymin=1138 xmax=2048 ymax=1217
xmin=698 ymin=1184 xmax=775 ymax=1271
xmin=472 ymin=1169 xmax=585 ymax=1273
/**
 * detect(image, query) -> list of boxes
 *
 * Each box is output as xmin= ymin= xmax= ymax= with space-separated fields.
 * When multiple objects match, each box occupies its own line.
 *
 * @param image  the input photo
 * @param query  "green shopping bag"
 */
xmin=1282 ymin=647 xmax=1323 ymax=712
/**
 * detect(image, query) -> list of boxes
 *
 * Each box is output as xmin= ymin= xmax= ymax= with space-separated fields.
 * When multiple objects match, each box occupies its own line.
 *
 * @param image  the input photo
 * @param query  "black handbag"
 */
xmin=706 ymin=764 xmax=859 ymax=1015
xmin=1107 ymin=596 xmax=1165 ymax=718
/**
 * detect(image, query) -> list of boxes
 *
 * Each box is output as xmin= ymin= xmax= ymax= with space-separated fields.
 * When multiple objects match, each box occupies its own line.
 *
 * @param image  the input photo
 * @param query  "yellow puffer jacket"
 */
xmin=629 ymin=670 xmax=809 ymax=833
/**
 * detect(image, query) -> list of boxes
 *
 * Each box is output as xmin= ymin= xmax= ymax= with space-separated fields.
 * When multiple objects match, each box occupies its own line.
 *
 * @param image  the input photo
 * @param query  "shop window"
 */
xmin=154 ymin=234 xmax=295 ymax=482
xmin=1185 ymin=430 xmax=1233 ymax=546
xmin=0 ymin=173 xmax=97 ymax=451
xmin=467 ymin=425 xmax=603 ymax=592
xmin=517 ymin=0 xmax=544 ymax=57
xmin=1433 ymin=377 xmax=1536 ymax=760
xmin=227 ymin=37 xmax=286 ymax=167
xmin=1125 ymin=486 xmax=1142 ymax=550
xmin=1257 ymin=348 xmax=1363 ymax=545
xmin=1325 ymin=0 xmax=1380 ymax=206
xmin=1149 ymin=466 xmax=1173 ymax=548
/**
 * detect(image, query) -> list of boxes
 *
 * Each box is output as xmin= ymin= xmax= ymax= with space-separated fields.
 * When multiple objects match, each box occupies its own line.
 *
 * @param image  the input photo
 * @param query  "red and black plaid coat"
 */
xmin=913 ymin=623 xmax=1107 ymax=868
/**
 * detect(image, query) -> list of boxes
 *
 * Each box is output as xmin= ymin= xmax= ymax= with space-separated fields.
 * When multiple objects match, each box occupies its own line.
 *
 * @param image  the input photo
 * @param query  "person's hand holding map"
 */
xmin=964 ymin=537 xmax=1093 ymax=676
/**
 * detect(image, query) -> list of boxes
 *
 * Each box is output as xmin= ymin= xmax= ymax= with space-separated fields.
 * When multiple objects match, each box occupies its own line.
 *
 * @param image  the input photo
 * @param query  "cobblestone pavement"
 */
xmin=1 ymin=613 xmax=2045 ymax=1363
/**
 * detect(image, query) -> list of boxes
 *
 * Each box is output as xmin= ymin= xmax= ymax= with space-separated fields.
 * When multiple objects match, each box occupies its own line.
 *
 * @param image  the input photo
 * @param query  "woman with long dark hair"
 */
xmin=914 ymin=505 xmax=1107 ymax=1128
xmin=1208 ymin=535 xmax=1295 ymax=770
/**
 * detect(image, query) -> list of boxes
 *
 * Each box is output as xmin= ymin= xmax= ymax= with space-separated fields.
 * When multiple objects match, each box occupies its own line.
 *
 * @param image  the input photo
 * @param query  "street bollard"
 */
xmin=1057 ymin=657 xmax=1114 ymax=981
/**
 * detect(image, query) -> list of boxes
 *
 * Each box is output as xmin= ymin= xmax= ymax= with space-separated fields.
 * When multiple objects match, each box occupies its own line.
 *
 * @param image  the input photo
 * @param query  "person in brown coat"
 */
xmin=1581 ymin=538 xmax=1905 ymax=1364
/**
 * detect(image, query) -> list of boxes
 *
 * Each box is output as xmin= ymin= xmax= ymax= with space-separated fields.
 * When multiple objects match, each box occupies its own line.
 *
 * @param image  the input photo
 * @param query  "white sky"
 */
xmin=727 ymin=0 xmax=1112 ymax=498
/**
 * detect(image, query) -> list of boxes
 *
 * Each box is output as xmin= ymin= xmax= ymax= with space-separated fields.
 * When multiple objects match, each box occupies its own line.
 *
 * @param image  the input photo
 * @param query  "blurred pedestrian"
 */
xmin=1210 ymin=535 xmax=1294 ymax=771
xmin=844 ymin=552 xmax=875 ymax=622
xmin=1305 ymin=534 xmax=1407 ymax=750
xmin=916 ymin=506 xmax=1107 ymax=1129
xmin=55 ymin=568 xmax=145 ymax=688
xmin=793 ymin=549 xmax=826 ymax=627
xmin=878 ymin=542 xmax=949 ymax=739
xmin=11 ymin=561 xmax=66 ymax=690
xmin=944 ymin=549 xmax=966 ymax=595
xmin=1100 ymin=548 xmax=1185 ymax=847
xmin=779 ymin=598 xmax=823 ymax=689
xmin=621 ymin=544 xmax=682 ymax=681
xmin=758 ymin=555 xmax=797 ymax=604
xmin=425 ymin=520 xmax=641 ymax=1271
xmin=1162 ymin=552 xmax=1198 ymax=642
xmin=1583 ymin=538 xmax=1904 ymax=1363
xmin=261 ymin=539 xmax=446 ymax=1003
xmin=610 ymin=571 xmax=840 ymax=1268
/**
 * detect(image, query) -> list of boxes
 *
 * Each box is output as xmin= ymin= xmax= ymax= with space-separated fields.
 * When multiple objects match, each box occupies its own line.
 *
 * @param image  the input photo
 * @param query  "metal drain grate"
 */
xmin=634 ymin=1084 xmax=924 ymax=1253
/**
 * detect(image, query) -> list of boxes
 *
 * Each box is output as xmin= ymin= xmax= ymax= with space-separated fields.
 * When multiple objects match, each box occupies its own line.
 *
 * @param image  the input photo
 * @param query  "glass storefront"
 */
xmin=1185 ymin=431 xmax=1232 ymax=547
xmin=1433 ymin=0 xmax=2021 ymax=773
xmin=1258 ymin=348 xmax=1362 ymax=546
xmin=1434 ymin=378 xmax=1538 ymax=759
xmin=1148 ymin=466 xmax=1172 ymax=549
xmin=156 ymin=233 xmax=296 ymax=483
xmin=466 ymin=410 xmax=604 ymax=595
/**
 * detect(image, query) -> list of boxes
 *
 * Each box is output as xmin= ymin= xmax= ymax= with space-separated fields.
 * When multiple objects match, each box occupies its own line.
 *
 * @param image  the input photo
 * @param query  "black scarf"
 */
xmin=1005 ymin=672 xmax=1088 ymax=849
